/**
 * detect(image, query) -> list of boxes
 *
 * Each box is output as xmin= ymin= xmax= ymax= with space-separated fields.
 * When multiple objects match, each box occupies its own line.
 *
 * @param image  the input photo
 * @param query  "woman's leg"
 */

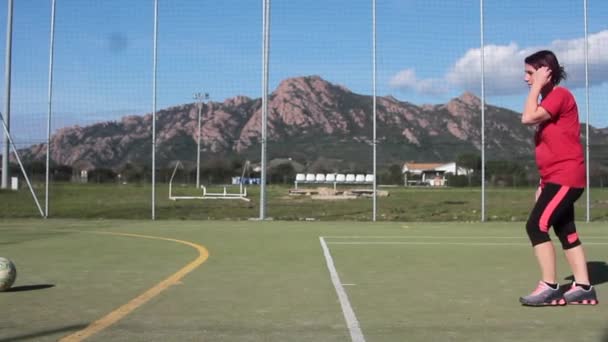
xmin=520 ymin=185 xmax=564 ymax=306
xmin=553 ymin=207 xmax=590 ymax=285
xmin=558 ymin=215 xmax=598 ymax=305
xmin=525 ymin=184 xmax=561 ymax=283
xmin=564 ymin=245 xmax=590 ymax=285
xmin=533 ymin=241 xmax=557 ymax=284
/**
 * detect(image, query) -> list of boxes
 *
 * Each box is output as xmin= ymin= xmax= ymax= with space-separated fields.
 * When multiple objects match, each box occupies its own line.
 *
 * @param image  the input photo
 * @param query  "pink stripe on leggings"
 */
xmin=539 ymin=186 xmax=570 ymax=232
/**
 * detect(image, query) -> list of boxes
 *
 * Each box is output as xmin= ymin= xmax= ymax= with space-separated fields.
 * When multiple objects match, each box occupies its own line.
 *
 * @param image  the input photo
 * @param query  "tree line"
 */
xmin=5 ymin=154 xmax=608 ymax=187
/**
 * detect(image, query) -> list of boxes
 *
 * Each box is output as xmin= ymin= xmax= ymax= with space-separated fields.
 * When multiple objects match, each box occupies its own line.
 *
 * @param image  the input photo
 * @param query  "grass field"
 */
xmin=2 ymin=183 xmax=608 ymax=221
xmin=1 ymin=219 xmax=607 ymax=341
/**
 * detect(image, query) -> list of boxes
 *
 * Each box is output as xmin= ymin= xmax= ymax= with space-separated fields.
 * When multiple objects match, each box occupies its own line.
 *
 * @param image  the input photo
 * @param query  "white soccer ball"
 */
xmin=0 ymin=257 xmax=17 ymax=291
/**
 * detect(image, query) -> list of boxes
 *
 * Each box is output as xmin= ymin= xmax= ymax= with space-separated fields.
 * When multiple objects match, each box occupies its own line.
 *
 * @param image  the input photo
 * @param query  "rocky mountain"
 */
xmin=18 ymin=75 xmax=608 ymax=171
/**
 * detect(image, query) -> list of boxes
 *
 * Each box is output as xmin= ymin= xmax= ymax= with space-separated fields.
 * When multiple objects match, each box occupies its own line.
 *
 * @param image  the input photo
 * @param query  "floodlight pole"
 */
xmin=193 ymin=92 xmax=209 ymax=189
xmin=372 ymin=0 xmax=377 ymax=222
xmin=259 ymin=0 xmax=271 ymax=220
xmin=480 ymin=0 xmax=486 ymax=222
xmin=1 ymin=0 xmax=13 ymax=190
xmin=151 ymin=0 xmax=158 ymax=220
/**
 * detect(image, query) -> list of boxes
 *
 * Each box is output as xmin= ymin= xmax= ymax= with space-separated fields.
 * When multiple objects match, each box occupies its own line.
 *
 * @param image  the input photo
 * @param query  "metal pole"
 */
xmin=259 ymin=0 xmax=270 ymax=220
xmin=152 ymin=0 xmax=158 ymax=220
xmin=196 ymin=100 xmax=202 ymax=189
xmin=196 ymin=103 xmax=203 ymax=189
xmin=583 ymin=0 xmax=590 ymax=222
xmin=480 ymin=0 xmax=486 ymax=222
xmin=259 ymin=0 xmax=265 ymax=220
xmin=45 ymin=0 xmax=57 ymax=218
xmin=0 ymin=111 xmax=44 ymax=217
xmin=193 ymin=92 xmax=208 ymax=189
xmin=372 ymin=0 xmax=377 ymax=222
xmin=1 ymin=0 xmax=13 ymax=189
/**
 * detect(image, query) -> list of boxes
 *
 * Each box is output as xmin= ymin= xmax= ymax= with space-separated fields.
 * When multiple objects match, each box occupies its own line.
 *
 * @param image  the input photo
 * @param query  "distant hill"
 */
xmin=18 ymin=75 xmax=608 ymax=171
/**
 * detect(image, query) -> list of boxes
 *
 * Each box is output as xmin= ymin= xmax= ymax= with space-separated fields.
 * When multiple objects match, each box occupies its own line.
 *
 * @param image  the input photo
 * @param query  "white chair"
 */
xmin=355 ymin=174 xmax=366 ymax=183
xmin=325 ymin=173 xmax=336 ymax=183
xmin=345 ymin=174 xmax=356 ymax=183
xmin=305 ymin=173 xmax=316 ymax=182
xmin=365 ymin=174 xmax=375 ymax=183
xmin=336 ymin=174 xmax=346 ymax=183
xmin=315 ymin=173 xmax=326 ymax=182
xmin=294 ymin=173 xmax=306 ymax=189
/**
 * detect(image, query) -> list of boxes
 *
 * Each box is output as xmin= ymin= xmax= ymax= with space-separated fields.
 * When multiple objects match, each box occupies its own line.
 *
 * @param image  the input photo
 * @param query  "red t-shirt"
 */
xmin=535 ymin=86 xmax=586 ymax=188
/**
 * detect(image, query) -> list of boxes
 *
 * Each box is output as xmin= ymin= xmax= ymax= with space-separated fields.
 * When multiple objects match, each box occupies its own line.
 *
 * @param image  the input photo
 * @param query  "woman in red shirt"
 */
xmin=519 ymin=50 xmax=598 ymax=306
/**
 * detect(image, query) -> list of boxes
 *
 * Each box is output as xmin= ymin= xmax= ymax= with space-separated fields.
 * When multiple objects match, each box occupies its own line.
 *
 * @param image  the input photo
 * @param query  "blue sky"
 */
xmin=0 ymin=0 xmax=607 ymax=145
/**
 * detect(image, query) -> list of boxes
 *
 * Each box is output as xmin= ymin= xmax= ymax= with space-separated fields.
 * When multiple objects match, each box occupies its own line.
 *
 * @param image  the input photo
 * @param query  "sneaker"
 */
xmin=519 ymin=281 xmax=566 ymax=306
xmin=564 ymin=283 xmax=599 ymax=305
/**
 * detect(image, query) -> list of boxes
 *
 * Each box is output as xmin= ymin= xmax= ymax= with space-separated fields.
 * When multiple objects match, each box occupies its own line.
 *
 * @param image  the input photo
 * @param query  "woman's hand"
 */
xmin=522 ymin=66 xmax=553 ymax=125
xmin=535 ymin=186 xmax=542 ymax=202
xmin=532 ymin=66 xmax=552 ymax=89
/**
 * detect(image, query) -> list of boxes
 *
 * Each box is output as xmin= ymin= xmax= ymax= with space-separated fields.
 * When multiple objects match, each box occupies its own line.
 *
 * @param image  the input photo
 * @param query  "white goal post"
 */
xmin=168 ymin=160 xmax=250 ymax=202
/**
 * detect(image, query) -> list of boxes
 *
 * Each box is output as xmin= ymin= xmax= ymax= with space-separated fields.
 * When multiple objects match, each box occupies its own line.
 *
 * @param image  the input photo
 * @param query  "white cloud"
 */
xmin=389 ymin=69 xmax=448 ymax=95
xmin=556 ymin=30 xmax=608 ymax=87
xmin=390 ymin=30 xmax=608 ymax=96
xmin=446 ymin=42 xmax=530 ymax=95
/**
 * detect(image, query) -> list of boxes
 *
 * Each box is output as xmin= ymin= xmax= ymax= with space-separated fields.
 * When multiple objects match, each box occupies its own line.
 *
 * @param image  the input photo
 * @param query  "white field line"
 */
xmin=328 ymin=241 xmax=529 ymax=246
xmin=323 ymin=235 xmax=608 ymax=239
xmin=319 ymin=237 xmax=365 ymax=342
xmin=327 ymin=241 xmax=608 ymax=246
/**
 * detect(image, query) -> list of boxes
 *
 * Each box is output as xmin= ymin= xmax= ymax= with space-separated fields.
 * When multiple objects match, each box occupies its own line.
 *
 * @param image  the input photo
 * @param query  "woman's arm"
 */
xmin=522 ymin=67 xmax=552 ymax=125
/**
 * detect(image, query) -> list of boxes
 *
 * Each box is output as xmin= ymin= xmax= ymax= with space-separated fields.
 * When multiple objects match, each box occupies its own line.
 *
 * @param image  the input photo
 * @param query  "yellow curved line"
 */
xmin=59 ymin=231 xmax=209 ymax=342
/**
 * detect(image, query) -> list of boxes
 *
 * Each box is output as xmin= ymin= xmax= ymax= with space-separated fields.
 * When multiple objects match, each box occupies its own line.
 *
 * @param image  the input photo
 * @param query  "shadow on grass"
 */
xmin=564 ymin=261 xmax=608 ymax=286
xmin=0 ymin=323 xmax=88 ymax=341
xmin=5 ymin=284 xmax=55 ymax=292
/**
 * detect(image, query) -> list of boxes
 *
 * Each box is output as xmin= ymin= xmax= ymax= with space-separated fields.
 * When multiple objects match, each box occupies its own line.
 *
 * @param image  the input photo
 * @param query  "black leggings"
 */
xmin=526 ymin=183 xmax=584 ymax=249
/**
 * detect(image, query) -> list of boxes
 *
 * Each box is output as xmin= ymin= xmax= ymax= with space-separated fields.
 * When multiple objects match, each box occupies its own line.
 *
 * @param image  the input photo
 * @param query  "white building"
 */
xmin=402 ymin=162 xmax=473 ymax=187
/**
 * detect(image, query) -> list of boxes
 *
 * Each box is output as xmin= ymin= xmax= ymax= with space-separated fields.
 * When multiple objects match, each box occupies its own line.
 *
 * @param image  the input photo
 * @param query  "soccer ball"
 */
xmin=0 ymin=257 xmax=17 ymax=291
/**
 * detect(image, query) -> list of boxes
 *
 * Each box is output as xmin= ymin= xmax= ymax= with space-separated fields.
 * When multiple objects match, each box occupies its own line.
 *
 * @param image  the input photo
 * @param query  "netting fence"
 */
xmin=0 ymin=0 xmax=607 ymax=221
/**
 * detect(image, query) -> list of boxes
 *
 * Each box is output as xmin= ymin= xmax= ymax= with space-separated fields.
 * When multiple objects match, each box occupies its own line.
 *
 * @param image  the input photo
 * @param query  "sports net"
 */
xmin=0 ymin=0 xmax=607 ymax=221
